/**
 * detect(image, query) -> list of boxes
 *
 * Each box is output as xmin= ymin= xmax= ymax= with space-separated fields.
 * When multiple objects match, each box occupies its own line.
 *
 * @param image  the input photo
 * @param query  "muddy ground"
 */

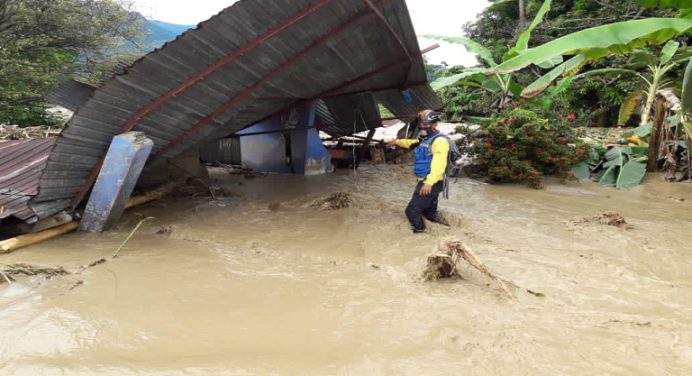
xmin=1 ymin=165 xmax=691 ymax=375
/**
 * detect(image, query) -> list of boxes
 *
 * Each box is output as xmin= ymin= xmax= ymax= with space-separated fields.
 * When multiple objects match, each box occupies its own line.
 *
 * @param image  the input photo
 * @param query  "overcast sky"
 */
xmin=131 ymin=0 xmax=489 ymax=67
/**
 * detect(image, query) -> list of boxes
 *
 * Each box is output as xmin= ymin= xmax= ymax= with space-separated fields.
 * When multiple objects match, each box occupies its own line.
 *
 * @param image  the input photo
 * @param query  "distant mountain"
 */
xmin=143 ymin=19 xmax=196 ymax=50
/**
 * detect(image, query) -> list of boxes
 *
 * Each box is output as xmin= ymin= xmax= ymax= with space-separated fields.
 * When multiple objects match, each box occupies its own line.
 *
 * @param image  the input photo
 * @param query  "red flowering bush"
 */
xmin=462 ymin=109 xmax=590 ymax=189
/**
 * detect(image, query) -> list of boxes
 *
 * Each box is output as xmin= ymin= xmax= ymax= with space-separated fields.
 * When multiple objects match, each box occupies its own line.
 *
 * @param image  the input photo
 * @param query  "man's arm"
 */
xmin=423 ymin=137 xmax=450 ymax=186
xmin=387 ymin=139 xmax=420 ymax=149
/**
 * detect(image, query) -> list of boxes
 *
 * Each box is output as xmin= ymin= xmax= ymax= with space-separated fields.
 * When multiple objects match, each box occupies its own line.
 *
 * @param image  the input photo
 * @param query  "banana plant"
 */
xmin=487 ymin=18 xmax=692 ymax=99
xmin=613 ymin=41 xmax=692 ymax=125
xmin=426 ymin=0 xmax=553 ymax=111
xmin=682 ymin=58 xmax=692 ymax=137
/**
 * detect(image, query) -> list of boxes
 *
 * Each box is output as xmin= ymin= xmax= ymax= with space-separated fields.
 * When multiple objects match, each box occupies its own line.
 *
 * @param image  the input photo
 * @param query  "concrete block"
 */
xmin=80 ymin=132 xmax=154 ymax=233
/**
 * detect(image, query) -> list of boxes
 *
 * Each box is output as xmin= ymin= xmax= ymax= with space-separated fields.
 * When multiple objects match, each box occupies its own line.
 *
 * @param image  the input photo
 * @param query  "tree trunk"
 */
xmin=647 ymin=98 xmax=667 ymax=172
xmin=515 ymin=0 xmax=527 ymax=37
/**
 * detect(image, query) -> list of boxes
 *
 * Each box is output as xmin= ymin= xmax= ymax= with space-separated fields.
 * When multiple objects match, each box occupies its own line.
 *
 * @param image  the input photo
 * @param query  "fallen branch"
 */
xmin=423 ymin=239 xmax=517 ymax=302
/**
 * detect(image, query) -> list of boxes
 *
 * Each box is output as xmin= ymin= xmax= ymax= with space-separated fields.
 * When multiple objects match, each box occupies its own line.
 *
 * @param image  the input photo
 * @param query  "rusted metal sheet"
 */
xmin=33 ymin=0 xmax=441 ymax=217
xmin=0 ymin=138 xmax=57 ymax=223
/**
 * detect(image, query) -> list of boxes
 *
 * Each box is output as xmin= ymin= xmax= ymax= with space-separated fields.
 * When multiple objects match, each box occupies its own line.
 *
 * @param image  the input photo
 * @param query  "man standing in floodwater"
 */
xmin=386 ymin=110 xmax=449 ymax=234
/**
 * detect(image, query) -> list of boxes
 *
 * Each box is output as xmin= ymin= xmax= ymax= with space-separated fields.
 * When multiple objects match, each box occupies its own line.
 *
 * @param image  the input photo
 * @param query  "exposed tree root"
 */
xmin=423 ymin=239 xmax=517 ymax=302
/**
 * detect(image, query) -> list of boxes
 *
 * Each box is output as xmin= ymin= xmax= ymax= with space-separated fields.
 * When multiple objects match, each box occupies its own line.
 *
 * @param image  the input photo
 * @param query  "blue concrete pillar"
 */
xmin=80 ymin=132 xmax=154 ymax=233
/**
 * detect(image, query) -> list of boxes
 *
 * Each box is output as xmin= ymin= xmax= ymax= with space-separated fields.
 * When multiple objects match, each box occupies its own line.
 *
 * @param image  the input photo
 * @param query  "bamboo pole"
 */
xmin=1 ymin=222 xmax=79 ymax=254
xmin=0 ymin=182 xmax=177 ymax=254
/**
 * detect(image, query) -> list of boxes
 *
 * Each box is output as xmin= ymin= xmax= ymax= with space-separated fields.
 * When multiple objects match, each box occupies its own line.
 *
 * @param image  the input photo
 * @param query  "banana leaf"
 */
xmin=521 ymin=55 xmax=586 ymax=98
xmin=682 ymin=58 xmax=692 ymax=138
xmin=603 ymin=146 xmax=631 ymax=168
xmin=618 ymin=91 xmax=644 ymax=125
xmin=571 ymin=161 xmax=591 ymax=180
xmin=422 ymin=35 xmax=497 ymax=67
xmin=488 ymin=18 xmax=692 ymax=75
xmin=660 ymin=40 xmax=681 ymax=64
xmin=683 ymin=58 xmax=692 ymax=113
xmin=537 ymin=55 xmax=564 ymax=69
xmin=633 ymin=122 xmax=654 ymax=137
xmin=430 ymin=70 xmax=485 ymax=91
xmin=597 ymin=166 xmax=618 ymax=186
xmin=597 ymin=146 xmax=648 ymax=188
xmin=616 ymin=160 xmax=648 ymax=189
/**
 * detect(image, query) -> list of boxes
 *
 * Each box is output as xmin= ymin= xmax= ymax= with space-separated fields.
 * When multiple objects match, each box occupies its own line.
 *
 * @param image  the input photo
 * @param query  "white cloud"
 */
xmin=131 ymin=0 xmax=488 ymax=66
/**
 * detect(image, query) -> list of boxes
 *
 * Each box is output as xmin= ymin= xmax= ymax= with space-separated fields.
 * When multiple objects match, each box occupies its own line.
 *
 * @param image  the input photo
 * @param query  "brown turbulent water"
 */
xmin=1 ymin=165 xmax=691 ymax=375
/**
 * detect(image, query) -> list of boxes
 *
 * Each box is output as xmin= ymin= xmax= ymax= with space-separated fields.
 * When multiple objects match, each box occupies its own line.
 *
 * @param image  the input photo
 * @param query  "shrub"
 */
xmin=461 ymin=108 xmax=591 ymax=189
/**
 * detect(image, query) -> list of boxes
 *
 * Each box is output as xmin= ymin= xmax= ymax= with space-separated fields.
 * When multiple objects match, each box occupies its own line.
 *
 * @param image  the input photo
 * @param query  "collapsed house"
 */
xmin=0 ymin=0 xmax=441 ymax=233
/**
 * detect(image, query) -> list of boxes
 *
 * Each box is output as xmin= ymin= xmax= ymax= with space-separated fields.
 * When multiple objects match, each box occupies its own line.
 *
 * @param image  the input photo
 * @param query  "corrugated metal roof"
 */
xmin=373 ymin=84 xmax=442 ymax=122
xmin=33 ymin=0 xmax=441 ymax=214
xmin=45 ymin=80 xmax=97 ymax=112
xmin=0 ymin=138 xmax=57 ymax=223
xmin=322 ymin=92 xmax=381 ymax=136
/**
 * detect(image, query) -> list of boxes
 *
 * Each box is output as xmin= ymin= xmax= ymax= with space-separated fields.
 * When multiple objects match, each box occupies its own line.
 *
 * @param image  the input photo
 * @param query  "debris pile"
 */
xmin=599 ymin=212 xmax=627 ymax=227
xmin=216 ymin=162 xmax=267 ymax=179
xmin=311 ymin=192 xmax=353 ymax=210
xmin=422 ymin=239 xmax=517 ymax=301
xmin=0 ymin=263 xmax=70 ymax=284
xmin=0 ymin=124 xmax=61 ymax=140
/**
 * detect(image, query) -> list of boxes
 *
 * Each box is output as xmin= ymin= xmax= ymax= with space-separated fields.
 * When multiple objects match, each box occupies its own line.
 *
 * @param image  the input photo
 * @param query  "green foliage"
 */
xmin=439 ymin=86 xmax=490 ymax=120
xmin=0 ymin=0 xmax=145 ymax=126
xmin=489 ymin=18 xmax=692 ymax=94
xmin=596 ymin=146 xmax=648 ymax=188
xmin=634 ymin=0 xmax=692 ymax=9
xmin=461 ymin=108 xmax=590 ymax=188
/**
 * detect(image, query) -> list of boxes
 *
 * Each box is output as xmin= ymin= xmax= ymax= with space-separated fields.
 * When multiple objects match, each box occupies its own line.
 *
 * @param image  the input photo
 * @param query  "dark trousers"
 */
xmin=405 ymin=181 xmax=444 ymax=231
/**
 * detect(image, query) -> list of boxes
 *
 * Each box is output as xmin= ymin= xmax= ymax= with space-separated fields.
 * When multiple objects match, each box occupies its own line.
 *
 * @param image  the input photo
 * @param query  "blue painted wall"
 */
xmin=240 ymin=101 xmax=331 ymax=175
xmin=238 ymin=117 xmax=291 ymax=174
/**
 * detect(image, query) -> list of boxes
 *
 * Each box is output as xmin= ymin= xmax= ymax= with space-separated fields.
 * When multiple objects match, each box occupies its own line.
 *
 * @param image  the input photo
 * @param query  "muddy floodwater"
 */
xmin=1 ymin=165 xmax=692 ymax=375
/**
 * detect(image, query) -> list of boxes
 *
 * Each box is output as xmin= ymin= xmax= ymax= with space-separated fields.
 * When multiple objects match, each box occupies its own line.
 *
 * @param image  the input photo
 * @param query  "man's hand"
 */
xmin=385 ymin=140 xmax=398 ymax=149
xmin=419 ymin=184 xmax=432 ymax=196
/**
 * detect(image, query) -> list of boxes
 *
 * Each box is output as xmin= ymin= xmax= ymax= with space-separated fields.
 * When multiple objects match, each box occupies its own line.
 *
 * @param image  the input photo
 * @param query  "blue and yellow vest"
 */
xmin=413 ymin=133 xmax=443 ymax=178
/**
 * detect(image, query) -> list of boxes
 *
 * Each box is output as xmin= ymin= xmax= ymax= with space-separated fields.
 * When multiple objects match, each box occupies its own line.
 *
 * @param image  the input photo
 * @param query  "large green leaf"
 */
xmin=571 ymin=161 xmax=591 ymax=180
xmin=422 ymin=35 xmax=497 ymax=67
xmin=603 ymin=146 xmax=632 ymax=168
xmin=633 ymin=122 xmax=654 ymax=137
xmin=660 ymin=40 xmax=680 ymax=64
xmin=521 ymin=55 xmax=586 ymax=98
xmin=537 ymin=55 xmax=564 ymax=69
xmin=618 ymin=91 xmax=643 ymax=125
xmin=616 ymin=160 xmax=648 ymax=189
xmin=488 ymin=18 xmax=692 ymax=74
xmin=682 ymin=59 xmax=692 ymax=138
xmin=597 ymin=166 xmax=619 ymax=186
xmin=682 ymin=58 xmax=692 ymax=114
xmin=430 ymin=70 xmax=485 ymax=91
